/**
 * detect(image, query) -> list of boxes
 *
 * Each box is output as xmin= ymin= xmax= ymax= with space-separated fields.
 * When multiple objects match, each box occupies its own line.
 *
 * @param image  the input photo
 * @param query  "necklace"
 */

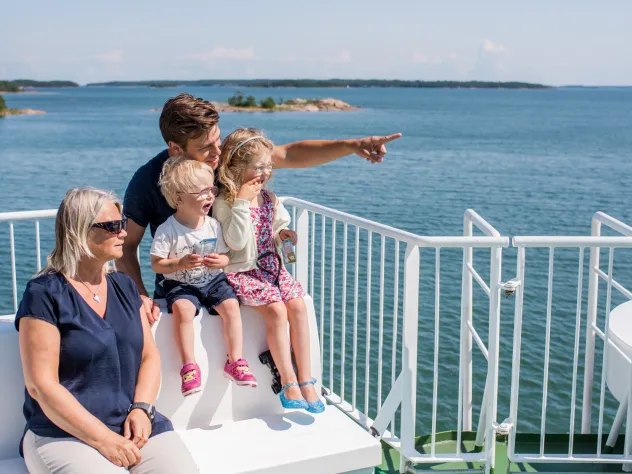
xmin=75 ymin=274 xmax=104 ymax=304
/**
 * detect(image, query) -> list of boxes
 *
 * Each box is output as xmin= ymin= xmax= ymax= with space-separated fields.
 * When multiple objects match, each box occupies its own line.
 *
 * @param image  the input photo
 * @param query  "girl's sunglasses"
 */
xmin=92 ymin=216 xmax=128 ymax=234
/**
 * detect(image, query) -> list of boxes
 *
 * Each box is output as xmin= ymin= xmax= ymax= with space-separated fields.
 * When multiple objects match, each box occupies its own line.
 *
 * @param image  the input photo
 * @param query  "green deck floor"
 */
xmin=375 ymin=432 xmax=629 ymax=473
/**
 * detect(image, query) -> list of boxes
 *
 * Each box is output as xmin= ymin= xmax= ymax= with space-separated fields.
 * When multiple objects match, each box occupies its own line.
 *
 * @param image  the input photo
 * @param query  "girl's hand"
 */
xmin=178 ymin=253 xmax=203 ymax=270
xmin=123 ymin=409 xmax=152 ymax=449
xmin=202 ymin=253 xmax=228 ymax=269
xmin=237 ymin=177 xmax=263 ymax=201
xmin=279 ymin=229 xmax=297 ymax=245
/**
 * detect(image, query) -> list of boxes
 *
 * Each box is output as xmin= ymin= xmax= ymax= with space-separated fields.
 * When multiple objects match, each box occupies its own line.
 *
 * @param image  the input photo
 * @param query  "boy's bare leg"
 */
xmin=171 ymin=299 xmax=197 ymax=365
xmin=213 ymin=298 xmax=243 ymax=362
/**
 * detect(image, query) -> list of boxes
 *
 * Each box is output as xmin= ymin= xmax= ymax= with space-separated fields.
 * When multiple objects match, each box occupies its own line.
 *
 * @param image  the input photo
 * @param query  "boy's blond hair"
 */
xmin=217 ymin=128 xmax=274 ymax=204
xmin=159 ymin=156 xmax=215 ymax=208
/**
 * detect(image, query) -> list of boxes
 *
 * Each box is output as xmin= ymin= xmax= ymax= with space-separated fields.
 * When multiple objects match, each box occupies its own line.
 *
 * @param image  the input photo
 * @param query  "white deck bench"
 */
xmin=0 ymin=295 xmax=381 ymax=473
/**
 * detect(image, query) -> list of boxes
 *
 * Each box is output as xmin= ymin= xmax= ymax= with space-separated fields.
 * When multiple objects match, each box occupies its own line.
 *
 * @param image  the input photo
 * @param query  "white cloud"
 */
xmin=95 ymin=50 xmax=123 ymax=63
xmin=412 ymin=51 xmax=460 ymax=65
xmin=471 ymin=40 xmax=509 ymax=80
xmin=188 ymin=46 xmax=256 ymax=63
xmin=412 ymin=52 xmax=428 ymax=63
xmin=334 ymin=50 xmax=351 ymax=63
xmin=481 ymin=39 xmax=506 ymax=55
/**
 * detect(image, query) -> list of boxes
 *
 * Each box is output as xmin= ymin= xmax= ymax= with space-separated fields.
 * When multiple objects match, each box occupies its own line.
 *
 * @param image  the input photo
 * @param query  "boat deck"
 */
xmin=377 ymin=432 xmax=629 ymax=473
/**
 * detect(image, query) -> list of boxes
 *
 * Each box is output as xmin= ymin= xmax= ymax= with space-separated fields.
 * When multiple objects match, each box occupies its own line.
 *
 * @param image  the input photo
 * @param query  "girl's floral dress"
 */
xmin=226 ymin=190 xmax=304 ymax=306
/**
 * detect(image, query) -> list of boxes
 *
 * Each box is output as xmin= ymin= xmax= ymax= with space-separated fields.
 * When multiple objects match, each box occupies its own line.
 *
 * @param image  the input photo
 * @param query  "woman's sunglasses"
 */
xmin=91 ymin=216 xmax=128 ymax=234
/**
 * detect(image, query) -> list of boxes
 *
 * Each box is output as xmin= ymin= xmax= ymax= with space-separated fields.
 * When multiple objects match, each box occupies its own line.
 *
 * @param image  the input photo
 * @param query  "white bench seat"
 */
xmin=0 ymin=295 xmax=382 ymax=473
xmin=179 ymin=406 xmax=380 ymax=473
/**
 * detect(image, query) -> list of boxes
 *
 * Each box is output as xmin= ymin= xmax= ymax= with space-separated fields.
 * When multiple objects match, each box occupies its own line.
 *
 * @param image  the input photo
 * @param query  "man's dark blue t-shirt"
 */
xmin=15 ymin=271 xmax=173 ymax=454
xmin=123 ymin=150 xmax=176 ymax=297
xmin=123 ymin=149 xmax=174 ymax=238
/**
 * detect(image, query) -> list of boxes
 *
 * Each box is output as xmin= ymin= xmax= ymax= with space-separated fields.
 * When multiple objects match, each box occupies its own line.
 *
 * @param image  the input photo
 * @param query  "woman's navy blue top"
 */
xmin=15 ymin=271 xmax=173 ymax=452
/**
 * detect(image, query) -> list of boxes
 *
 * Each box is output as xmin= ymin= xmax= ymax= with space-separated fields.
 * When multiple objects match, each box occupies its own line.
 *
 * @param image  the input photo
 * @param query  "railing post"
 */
xmin=460 ymin=214 xmax=473 ymax=431
xmin=485 ymin=246 xmax=502 ymax=474
xmin=582 ymin=217 xmax=601 ymax=433
xmin=10 ymin=222 xmax=18 ymax=314
xmin=400 ymin=243 xmax=419 ymax=473
xmin=295 ymin=207 xmax=309 ymax=291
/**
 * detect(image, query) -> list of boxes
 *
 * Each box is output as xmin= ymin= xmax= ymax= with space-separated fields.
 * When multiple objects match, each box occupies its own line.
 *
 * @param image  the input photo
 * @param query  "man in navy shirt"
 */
xmin=120 ymin=93 xmax=401 ymax=324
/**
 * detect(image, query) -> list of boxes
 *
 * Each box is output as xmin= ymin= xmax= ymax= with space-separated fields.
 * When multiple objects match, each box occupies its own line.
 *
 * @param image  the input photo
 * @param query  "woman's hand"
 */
xmin=124 ymin=409 xmax=152 ymax=449
xmin=202 ymin=253 xmax=229 ymax=269
xmin=95 ymin=430 xmax=142 ymax=467
xmin=178 ymin=253 xmax=203 ymax=270
xmin=279 ymin=229 xmax=297 ymax=245
xmin=237 ymin=177 xmax=263 ymax=201
xmin=140 ymin=295 xmax=160 ymax=326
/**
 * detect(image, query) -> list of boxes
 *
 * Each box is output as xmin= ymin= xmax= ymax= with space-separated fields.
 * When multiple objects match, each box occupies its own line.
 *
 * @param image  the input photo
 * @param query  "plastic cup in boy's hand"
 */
xmin=237 ymin=177 xmax=263 ymax=202
xmin=178 ymin=253 xmax=203 ymax=270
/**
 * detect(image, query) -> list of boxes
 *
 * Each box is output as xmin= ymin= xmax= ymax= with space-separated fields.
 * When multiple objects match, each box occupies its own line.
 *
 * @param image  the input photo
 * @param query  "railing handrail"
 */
xmin=464 ymin=208 xmax=500 ymax=237
xmin=281 ymin=197 xmax=509 ymax=248
xmin=512 ymin=236 xmax=632 ymax=247
xmin=593 ymin=211 xmax=632 ymax=236
xmin=0 ymin=209 xmax=57 ymax=222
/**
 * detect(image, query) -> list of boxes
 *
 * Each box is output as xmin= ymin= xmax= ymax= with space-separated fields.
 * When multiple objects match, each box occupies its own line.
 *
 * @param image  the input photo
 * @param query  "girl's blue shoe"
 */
xmin=299 ymin=378 xmax=326 ymax=414
xmin=279 ymin=382 xmax=309 ymax=410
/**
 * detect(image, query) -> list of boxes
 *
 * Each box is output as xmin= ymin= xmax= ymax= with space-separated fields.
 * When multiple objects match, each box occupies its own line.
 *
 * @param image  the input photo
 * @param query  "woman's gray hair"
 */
xmin=42 ymin=187 xmax=122 ymax=277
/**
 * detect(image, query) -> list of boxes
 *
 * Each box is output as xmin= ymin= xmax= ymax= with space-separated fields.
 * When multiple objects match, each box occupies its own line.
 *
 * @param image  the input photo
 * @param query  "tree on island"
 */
xmin=0 ymin=81 xmax=20 ymax=93
xmin=227 ymin=92 xmax=259 ymax=108
xmin=0 ymin=95 xmax=6 ymax=111
xmin=259 ymin=97 xmax=276 ymax=109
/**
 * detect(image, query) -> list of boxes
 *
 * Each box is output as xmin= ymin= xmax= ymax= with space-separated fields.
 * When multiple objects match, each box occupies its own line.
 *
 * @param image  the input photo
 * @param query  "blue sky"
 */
xmin=2 ymin=1 xmax=631 ymax=86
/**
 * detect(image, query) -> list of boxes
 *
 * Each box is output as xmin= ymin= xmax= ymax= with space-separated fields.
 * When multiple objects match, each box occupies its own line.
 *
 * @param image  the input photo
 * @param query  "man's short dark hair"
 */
xmin=159 ymin=93 xmax=219 ymax=148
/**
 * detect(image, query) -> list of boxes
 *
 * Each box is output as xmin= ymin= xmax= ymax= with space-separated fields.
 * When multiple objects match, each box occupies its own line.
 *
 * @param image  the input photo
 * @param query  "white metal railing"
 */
xmin=13 ymin=204 xmax=632 ymax=472
xmin=0 ymin=209 xmax=57 ymax=318
xmin=508 ymin=212 xmax=632 ymax=469
xmin=281 ymin=198 xmax=509 ymax=473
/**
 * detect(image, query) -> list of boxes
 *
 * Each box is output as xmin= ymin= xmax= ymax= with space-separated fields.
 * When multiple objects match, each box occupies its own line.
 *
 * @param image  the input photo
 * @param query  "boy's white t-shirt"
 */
xmin=150 ymin=215 xmax=230 ymax=287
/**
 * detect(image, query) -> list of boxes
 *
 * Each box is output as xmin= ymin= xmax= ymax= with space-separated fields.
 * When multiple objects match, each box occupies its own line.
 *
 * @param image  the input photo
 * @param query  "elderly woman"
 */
xmin=15 ymin=188 xmax=198 ymax=473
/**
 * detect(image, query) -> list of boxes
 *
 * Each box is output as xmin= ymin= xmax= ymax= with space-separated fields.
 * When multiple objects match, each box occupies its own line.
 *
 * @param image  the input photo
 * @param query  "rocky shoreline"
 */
xmin=218 ymin=98 xmax=357 ymax=112
xmin=0 ymin=108 xmax=46 ymax=117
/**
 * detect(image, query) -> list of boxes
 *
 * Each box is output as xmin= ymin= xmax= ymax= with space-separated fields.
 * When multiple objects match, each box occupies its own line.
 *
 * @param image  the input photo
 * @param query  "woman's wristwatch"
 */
xmin=128 ymin=402 xmax=156 ymax=421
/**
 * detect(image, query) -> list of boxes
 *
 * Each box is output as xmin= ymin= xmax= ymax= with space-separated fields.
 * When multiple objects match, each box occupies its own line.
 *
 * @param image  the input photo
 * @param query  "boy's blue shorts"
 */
xmin=162 ymin=273 xmax=237 ymax=316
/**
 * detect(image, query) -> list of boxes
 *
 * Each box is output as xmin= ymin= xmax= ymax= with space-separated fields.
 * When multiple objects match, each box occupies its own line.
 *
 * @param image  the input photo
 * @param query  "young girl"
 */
xmin=214 ymin=128 xmax=324 ymax=413
xmin=150 ymin=157 xmax=256 ymax=396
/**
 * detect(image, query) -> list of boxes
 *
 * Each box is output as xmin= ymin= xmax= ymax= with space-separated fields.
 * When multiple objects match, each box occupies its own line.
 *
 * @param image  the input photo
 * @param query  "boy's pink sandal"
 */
xmin=180 ymin=362 xmax=202 ymax=396
xmin=224 ymin=358 xmax=257 ymax=387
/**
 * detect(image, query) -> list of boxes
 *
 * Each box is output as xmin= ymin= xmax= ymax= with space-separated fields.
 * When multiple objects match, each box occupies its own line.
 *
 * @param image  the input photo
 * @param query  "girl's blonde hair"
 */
xmin=159 ymin=156 xmax=215 ymax=208
xmin=42 ymin=187 xmax=121 ymax=278
xmin=217 ymin=128 xmax=274 ymax=204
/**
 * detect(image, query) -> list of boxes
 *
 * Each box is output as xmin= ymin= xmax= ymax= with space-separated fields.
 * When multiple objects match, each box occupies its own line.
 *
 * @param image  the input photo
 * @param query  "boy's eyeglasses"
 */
xmin=91 ymin=216 xmax=128 ymax=234
xmin=247 ymin=164 xmax=274 ymax=175
xmin=184 ymin=186 xmax=219 ymax=200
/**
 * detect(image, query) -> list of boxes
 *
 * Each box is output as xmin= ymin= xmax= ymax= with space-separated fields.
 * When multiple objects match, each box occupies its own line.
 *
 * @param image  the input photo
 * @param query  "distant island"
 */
xmin=150 ymin=92 xmax=356 ymax=113
xmin=0 ymin=80 xmax=79 ymax=93
xmin=87 ymin=79 xmax=550 ymax=89
xmin=0 ymin=94 xmax=45 ymax=117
